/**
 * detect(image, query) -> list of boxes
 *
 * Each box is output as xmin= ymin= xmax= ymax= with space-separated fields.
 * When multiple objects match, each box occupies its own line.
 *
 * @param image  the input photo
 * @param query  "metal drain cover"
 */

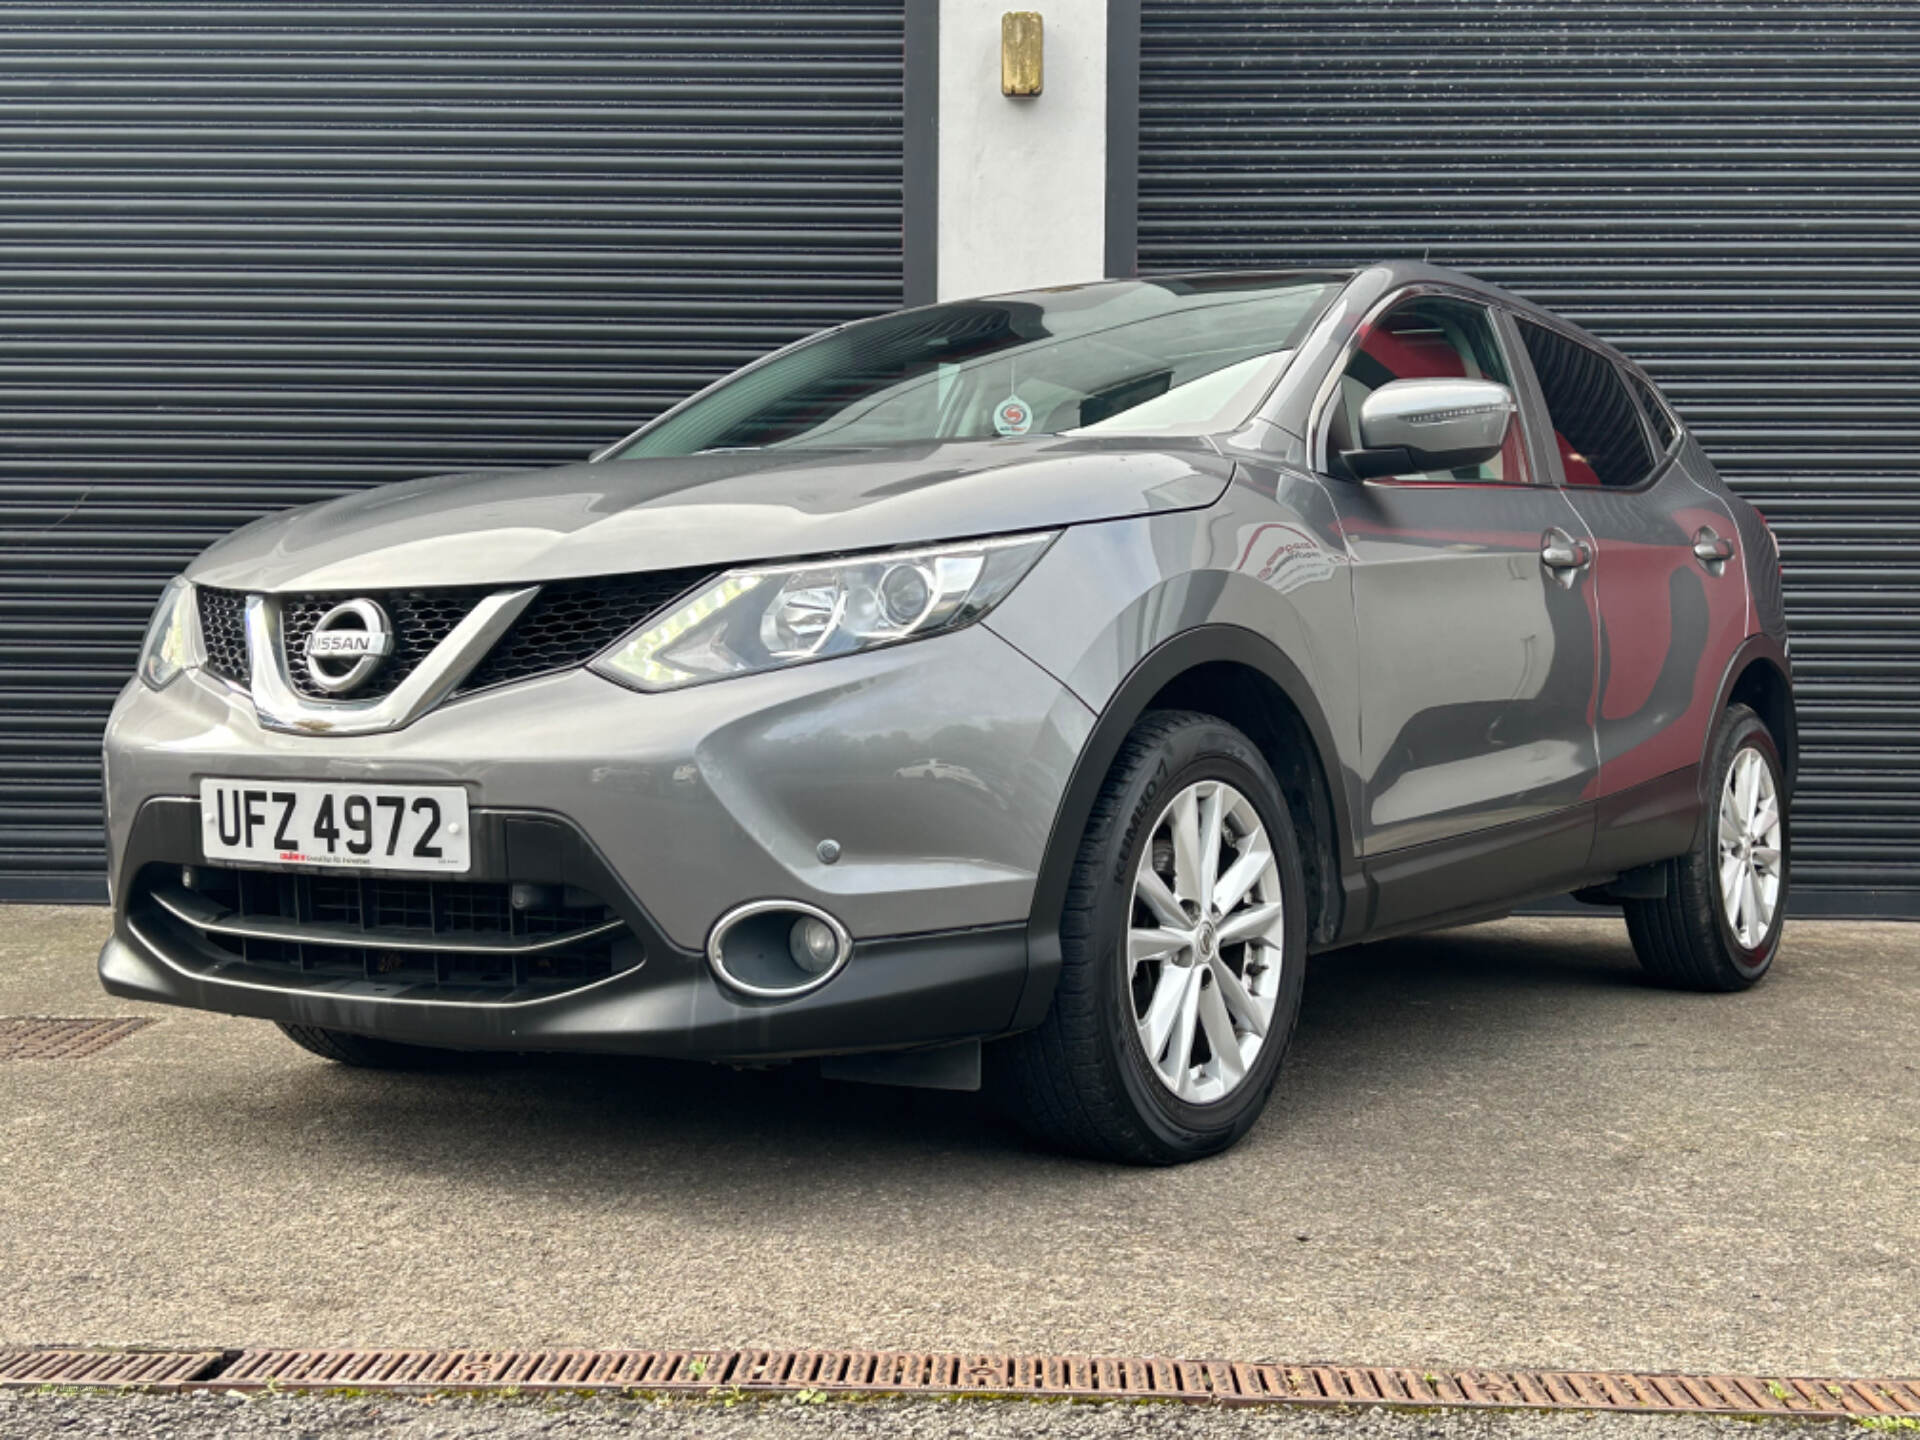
xmin=1 ymin=1345 xmax=1916 ymax=1419
xmin=0 ymin=1350 xmax=220 ymax=1388
xmin=0 ymin=1017 xmax=152 ymax=1060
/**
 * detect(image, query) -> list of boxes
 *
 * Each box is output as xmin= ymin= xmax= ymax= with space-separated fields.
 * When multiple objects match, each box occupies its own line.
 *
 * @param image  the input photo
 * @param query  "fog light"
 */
xmin=708 ymin=900 xmax=852 ymax=999
xmin=789 ymin=916 xmax=840 ymax=975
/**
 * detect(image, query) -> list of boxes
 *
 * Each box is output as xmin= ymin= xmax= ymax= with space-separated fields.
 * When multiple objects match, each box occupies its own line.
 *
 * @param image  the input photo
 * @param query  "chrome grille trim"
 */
xmin=130 ymin=861 xmax=644 ymax=1004
xmin=247 ymin=587 xmax=536 ymax=736
xmin=151 ymin=881 xmax=626 ymax=957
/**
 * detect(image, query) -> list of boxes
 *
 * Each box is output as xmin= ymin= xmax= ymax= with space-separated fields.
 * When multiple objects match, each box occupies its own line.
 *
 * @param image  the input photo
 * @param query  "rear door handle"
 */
xmin=1697 ymin=526 xmax=1743 ymax=568
xmin=1541 ymin=528 xmax=1592 ymax=578
xmin=1693 ymin=528 xmax=1734 ymax=568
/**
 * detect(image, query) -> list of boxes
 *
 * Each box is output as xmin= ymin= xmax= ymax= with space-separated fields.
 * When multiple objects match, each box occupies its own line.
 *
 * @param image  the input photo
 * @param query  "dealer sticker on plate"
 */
xmin=199 ymin=778 xmax=471 ymax=874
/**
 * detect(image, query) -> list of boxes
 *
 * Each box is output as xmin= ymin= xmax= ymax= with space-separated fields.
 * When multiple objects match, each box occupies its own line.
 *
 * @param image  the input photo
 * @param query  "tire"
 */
xmin=276 ymin=1022 xmax=461 ymax=1069
xmin=1625 ymin=702 xmax=1788 ymax=991
xmin=996 ymin=710 xmax=1310 ymax=1164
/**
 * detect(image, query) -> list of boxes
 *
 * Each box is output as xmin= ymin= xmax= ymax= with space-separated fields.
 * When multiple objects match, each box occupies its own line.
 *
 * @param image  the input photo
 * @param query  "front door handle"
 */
xmin=1693 ymin=527 xmax=1735 ymax=571
xmin=1541 ymin=528 xmax=1592 ymax=586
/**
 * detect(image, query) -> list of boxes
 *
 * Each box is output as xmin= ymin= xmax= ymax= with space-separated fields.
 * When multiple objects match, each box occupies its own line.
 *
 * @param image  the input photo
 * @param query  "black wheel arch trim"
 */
xmin=1707 ymin=632 xmax=1797 ymax=795
xmin=1010 ymin=624 xmax=1358 ymax=1031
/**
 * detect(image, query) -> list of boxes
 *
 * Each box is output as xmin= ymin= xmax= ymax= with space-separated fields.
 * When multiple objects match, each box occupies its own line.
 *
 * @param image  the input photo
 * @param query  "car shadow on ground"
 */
xmin=162 ymin=916 xmax=1660 ymax=1192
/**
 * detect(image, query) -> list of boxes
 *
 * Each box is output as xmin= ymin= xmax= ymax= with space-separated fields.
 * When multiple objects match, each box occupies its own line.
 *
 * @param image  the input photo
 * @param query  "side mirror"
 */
xmin=1343 ymin=377 xmax=1515 ymax=480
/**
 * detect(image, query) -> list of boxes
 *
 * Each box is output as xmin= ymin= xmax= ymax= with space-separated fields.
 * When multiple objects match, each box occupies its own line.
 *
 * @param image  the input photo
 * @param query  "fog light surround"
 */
xmin=707 ymin=899 xmax=853 ymax=999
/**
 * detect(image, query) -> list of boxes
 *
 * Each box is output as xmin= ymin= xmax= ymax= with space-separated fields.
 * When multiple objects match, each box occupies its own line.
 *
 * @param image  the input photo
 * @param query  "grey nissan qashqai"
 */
xmin=103 ymin=262 xmax=1794 ymax=1164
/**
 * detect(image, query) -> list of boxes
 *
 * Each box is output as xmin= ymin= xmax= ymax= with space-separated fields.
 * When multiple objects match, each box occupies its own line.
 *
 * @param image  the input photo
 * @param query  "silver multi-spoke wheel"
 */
xmin=1003 ymin=711 xmax=1306 ymax=1160
xmin=1717 ymin=746 xmax=1783 ymax=949
xmin=1624 ymin=704 xmax=1784 ymax=993
xmin=1128 ymin=779 xmax=1284 ymax=1104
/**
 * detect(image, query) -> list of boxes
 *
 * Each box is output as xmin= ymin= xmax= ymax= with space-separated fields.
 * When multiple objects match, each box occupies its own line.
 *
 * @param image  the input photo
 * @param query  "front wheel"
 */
xmin=1625 ymin=702 xmax=1788 ymax=991
xmin=996 ymin=710 xmax=1309 ymax=1164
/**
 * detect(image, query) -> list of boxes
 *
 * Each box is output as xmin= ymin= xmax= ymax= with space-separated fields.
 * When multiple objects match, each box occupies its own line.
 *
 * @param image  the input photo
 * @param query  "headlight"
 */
xmin=137 ymin=576 xmax=201 ymax=690
xmin=591 ymin=532 xmax=1057 ymax=692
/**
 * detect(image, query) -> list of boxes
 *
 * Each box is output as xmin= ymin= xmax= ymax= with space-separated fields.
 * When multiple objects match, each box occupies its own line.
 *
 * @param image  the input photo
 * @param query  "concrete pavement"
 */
xmin=1 ymin=907 xmax=1914 ymax=1376
xmin=0 ymin=1390 xmax=1868 ymax=1440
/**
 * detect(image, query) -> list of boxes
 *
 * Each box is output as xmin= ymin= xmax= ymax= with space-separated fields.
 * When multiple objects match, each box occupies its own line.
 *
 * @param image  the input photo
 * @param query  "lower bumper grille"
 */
xmin=134 ymin=863 xmax=642 ymax=1000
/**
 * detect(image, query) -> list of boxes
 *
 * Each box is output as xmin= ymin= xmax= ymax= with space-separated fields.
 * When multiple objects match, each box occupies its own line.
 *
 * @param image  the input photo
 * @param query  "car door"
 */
xmin=1315 ymin=291 xmax=1601 ymax=923
xmin=1511 ymin=318 xmax=1753 ymax=868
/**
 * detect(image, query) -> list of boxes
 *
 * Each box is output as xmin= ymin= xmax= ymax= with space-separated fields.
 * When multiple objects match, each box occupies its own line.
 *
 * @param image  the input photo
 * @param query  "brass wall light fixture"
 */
xmin=1001 ymin=11 xmax=1043 ymax=96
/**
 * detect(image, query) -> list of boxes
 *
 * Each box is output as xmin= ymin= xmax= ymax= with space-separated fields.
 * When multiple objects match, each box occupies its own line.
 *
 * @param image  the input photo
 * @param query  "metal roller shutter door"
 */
xmin=0 ymin=3 xmax=904 ymax=900
xmin=1138 ymin=0 xmax=1920 ymax=916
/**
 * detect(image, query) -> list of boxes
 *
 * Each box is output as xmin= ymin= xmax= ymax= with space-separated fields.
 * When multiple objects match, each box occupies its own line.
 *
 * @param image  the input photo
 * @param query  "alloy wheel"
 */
xmin=1717 ymin=746 xmax=1783 ymax=950
xmin=1128 ymin=779 xmax=1285 ymax=1104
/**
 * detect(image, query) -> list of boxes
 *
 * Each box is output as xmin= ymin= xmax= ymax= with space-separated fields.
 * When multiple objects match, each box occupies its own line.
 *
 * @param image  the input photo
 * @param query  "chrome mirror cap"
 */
xmin=1351 ymin=377 xmax=1515 ymax=476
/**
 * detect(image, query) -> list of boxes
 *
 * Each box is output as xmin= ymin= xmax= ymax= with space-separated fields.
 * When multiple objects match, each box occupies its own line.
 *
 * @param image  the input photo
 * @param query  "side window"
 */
xmin=1625 ymin=368 xmax=1678 ymax=453
xmin=1517 ymin=320 xmax=1657 ymax=488
xmin=1325 ymin=295 xmax=1529 ymax=484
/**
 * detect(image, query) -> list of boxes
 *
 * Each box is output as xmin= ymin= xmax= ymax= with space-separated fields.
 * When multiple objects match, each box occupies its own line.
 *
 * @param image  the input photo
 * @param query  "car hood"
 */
xmin=186 ymin=436 xmax=1233 ymax=592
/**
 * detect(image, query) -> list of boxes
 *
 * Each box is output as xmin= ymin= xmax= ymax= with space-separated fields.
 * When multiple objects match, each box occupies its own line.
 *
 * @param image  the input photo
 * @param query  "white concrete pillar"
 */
xmin=934 ymin=0 xmax=1112 ymax=300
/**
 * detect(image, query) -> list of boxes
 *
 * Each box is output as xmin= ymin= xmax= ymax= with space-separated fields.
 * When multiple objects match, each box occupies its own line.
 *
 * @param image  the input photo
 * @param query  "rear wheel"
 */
xmin=276 ymin=1023 xmax=461 ymax=1069
xmin=997 ymin=710 xmax=1309 ymax=1164
xmin=1625 ymin=703 xmax=1787 ymax=991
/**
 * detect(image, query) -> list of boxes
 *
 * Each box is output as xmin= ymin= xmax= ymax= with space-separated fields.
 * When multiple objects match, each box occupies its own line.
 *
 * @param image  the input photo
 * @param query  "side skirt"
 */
xmin=1343 ymin=804 xmax=1597 ymax=945
xmin=1333 ymin=766 xmax=1706 ymax=945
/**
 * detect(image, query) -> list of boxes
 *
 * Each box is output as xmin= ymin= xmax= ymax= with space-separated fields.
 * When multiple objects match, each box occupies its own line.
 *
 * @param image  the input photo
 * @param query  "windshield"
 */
xmin=608 ymin=273 xmax=1346 ymax=459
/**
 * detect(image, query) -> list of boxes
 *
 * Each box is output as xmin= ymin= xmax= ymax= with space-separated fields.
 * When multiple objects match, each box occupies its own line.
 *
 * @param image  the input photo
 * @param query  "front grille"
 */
xmin=455 ymin=567 xmax=718 ymax=694
xmin=194 ymin=567 xmax=715 ymax=702
xmin=138 ymin=863 xmax=641 ymax=999
xmin=197 ymin=587 xmax=250 ymax=685
xmin=281 ymin=588 xmax=489 ymax=702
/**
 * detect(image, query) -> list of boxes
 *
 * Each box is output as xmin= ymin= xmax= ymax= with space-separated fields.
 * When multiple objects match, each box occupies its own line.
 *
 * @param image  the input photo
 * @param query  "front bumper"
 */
xmin=100 ymin=623 xmax=1092 ymax=1058
xmin=101 ymin=914 xmax=1030 ymax=1062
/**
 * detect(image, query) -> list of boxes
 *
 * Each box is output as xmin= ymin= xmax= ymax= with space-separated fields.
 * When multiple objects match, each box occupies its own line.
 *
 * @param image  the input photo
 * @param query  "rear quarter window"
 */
xmin=1517 ymin=319 xmax=1657 ymax=489
xmin=1624 ymin=368 xmax=1679 ymax=453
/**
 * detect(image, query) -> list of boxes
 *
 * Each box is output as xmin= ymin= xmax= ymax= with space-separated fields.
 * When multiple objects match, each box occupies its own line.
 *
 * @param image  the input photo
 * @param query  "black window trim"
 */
xmin=1620 ymin=360 xmax=1683 ymax=463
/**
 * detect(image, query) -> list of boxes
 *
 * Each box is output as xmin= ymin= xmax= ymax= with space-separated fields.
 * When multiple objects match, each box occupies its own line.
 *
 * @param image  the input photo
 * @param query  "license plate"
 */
xmin=199 ymin=778 xmax=470 ymax=874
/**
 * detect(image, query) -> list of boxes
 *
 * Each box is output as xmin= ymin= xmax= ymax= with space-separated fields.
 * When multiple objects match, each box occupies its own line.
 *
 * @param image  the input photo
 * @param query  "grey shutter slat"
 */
xmin=0 ymin=2 xmax=904 ymax=900
xmin=1139 ymin=0 xmax=1920 ymax=916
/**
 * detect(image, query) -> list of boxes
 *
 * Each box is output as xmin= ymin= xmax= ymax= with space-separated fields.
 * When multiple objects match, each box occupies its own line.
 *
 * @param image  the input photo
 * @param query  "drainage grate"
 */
xmin=0 ymin=1018 xmax=153 ymax=1060
xmin=2 ymin=1346 xmax=1916 ymax=1417
xmin=196 ymin=1350 xmax=1920 ymax=1418
xmin=0 ymin=1350 xmax=221 ymax=1388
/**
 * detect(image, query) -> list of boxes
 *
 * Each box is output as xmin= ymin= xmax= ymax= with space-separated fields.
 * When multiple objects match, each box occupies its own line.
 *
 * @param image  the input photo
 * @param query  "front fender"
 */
xmin=984 ymin=486 xmax=1362 ymax=1027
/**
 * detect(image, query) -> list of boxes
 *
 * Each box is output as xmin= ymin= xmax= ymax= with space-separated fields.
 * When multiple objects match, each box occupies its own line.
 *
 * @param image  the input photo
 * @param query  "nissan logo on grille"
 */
xmin=303 ymin=598 xmax=395 ymax=694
